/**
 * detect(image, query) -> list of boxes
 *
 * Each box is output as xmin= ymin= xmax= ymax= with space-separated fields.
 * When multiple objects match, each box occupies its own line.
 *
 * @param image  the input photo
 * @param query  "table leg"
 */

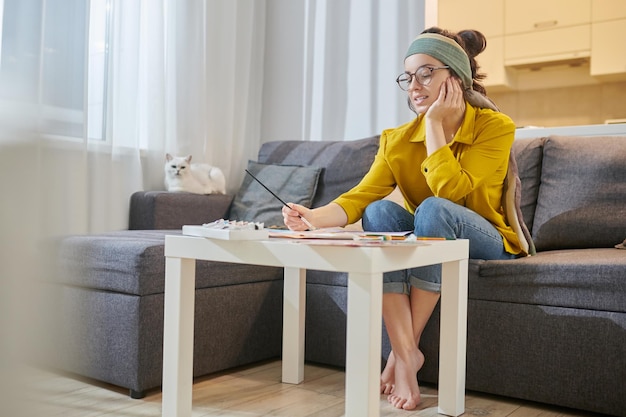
xmin=282 ymin=267 xmax=306 ymax=384
xmin=437 ymin=259 xmax=469 ymax=416
xmin=345 ymin=272 xmax=382 ymax=417
xmin=162 ymin=257 xmax=196 ymax=417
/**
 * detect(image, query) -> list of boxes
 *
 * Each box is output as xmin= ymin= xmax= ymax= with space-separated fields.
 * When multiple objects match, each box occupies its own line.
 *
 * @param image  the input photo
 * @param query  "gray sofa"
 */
xmin=53 ymin=134 xmax=626 ymax=416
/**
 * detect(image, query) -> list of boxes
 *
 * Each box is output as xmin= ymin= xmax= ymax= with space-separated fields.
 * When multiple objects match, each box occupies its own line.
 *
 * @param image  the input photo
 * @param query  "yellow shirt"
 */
xmin=333 ymin=102 xmax=523 ymax=255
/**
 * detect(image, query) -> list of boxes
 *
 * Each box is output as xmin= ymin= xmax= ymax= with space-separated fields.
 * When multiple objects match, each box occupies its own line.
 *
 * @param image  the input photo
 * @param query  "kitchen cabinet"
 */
xmin=437 ymin=0 xmax=511 ymax=90
xmin=504 ymin=25 xmax=590 ymax=67
xmin=592 ymin=0 xmax=626 ymax=22
xmin=436 ymin=0 xmax=626 ymax=88
xmin=437 ymin=0 xmax=503 ymax=37
xmin=503 ymin=0 xmax=591 ymax=67
xmin=504 ymin=0 xmax=591 ymax=34
xmin=591 ymin=19 xmax=626 ymax=80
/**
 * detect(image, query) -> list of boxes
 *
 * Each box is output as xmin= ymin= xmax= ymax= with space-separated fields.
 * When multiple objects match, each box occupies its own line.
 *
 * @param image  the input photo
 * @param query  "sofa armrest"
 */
xmin=129 ymin=191 xmax=233 ymax=230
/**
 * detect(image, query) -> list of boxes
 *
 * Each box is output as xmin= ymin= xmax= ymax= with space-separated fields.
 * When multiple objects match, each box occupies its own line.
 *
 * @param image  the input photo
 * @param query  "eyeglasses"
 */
xmin=396 ymin=66 xmax=450 ymax=91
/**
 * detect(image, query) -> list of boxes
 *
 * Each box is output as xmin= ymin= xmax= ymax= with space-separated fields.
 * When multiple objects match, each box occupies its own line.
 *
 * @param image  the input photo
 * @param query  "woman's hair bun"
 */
xmin=457 ymin=30 xmax=487 ymax=59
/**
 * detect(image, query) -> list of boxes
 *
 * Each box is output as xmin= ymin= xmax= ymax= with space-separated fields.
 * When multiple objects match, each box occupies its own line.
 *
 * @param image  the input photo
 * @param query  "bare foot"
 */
xmin=380 ymin=351 xmax=395 ymax=395
xmin=387 ymin=348 xmax=424 ymax=410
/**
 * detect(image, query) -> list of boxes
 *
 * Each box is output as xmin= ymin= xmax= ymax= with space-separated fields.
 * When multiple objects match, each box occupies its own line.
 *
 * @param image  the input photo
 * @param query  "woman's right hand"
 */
xmin=426 ymin=76 xmax=464 ymax=123
xmin=282 ymin=203 xmax=313 ymax=231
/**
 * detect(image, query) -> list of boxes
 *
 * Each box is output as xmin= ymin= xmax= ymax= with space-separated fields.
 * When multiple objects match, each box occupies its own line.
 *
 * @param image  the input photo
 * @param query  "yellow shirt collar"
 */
xmin=408 ymin=101 xmax=479 ymax=145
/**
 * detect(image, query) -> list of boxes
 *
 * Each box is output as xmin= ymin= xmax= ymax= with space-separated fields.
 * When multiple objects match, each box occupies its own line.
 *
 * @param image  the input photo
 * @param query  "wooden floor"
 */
xmin=21 ymin=360 xmax=604 ymax=417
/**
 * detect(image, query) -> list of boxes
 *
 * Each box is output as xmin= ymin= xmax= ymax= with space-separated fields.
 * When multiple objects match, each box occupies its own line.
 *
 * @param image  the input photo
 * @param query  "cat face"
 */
xmin=165 ymin=154 xmax=192 ymax=178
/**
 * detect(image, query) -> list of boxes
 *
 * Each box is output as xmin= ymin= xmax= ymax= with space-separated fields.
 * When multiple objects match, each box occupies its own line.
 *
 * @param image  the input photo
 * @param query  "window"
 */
xmin=0 ymin=0 xmax=109 ymax=141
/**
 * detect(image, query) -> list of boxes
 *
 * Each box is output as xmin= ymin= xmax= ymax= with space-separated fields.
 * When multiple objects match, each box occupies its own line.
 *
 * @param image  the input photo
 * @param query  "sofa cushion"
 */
xmin=470 ymin=248 xmax=626 ymax=313
xmin=229 ymin=161 xmax=322 ymax=228
xmin=532 ymin=135 xmax=626 ymax=251
xmin=57 ymin=230 xmax=283 ymax=296
xmin=256 ymin=136 xmax=380 ymax=208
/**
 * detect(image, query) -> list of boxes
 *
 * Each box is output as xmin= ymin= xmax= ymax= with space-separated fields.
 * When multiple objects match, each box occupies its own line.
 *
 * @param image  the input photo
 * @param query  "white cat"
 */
xmin=164 ymin=154 xmax=226 ymax=195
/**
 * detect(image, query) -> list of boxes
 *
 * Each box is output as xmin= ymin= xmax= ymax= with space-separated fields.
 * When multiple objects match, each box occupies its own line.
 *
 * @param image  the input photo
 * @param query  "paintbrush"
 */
xmin=244 ymin=169 xmax=317 ymax=230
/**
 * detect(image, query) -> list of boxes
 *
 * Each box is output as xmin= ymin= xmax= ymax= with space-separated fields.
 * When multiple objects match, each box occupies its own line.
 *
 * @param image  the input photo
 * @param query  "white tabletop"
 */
xmin=165 ymin=234 xmax=468 ymax=274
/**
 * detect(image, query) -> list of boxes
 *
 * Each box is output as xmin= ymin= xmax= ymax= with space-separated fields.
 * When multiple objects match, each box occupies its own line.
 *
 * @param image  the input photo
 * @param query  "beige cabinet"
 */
xmin=437 ymin=0 xmax=504 ymax=37
xmin=437 ymin=0 xmax=511 ymax=90
xmin=478 ymin=36 xmax=513 ymax=92
xmin=503 ymin=0 xmax=591 ymax=66
xmin=592 ymin=0 xmax=626 ymax=22
xmin=504 ymin=0 xmax=591 ymax=34
xmin=591 ymin=19 xmax=626 ymax=80
xmin=437 ymin=0 xmax=626 ymax=88
xmin=504 ymin=25 xmax=591 ymax=67
xmin=590 ymin=1 xmax=626 ymax=80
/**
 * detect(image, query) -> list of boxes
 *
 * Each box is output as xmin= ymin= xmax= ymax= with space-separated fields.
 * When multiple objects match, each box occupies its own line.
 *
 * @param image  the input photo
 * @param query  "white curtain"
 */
xmin=94 ymin=0 xmax=266 ymax=231
xmin=0 ymin=0 xmax=266 ymax=237
xmin=1 ymin=0 xmax=426 ymax=238
xmin=199 ymin=1 xmax=266 ymax=197
xmin=304 ymin=0 xmax=424 ymax=142
xmin=304 ymin=0 xmax=425 ymax=141
xmin=260 ymin=0 xmax=426 ymax=143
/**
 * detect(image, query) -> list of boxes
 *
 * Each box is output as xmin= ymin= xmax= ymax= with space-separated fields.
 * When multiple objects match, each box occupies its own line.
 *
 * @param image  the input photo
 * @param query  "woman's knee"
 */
xmin=362 ymin=200 xmax=412 ymax=232
xmin=415 ymin=197 xmax=452 ymax=218
xmin=414 ymin=197 xmax=457 ymax=237
xmin=363 ymin=200 xmax=398 ymax=219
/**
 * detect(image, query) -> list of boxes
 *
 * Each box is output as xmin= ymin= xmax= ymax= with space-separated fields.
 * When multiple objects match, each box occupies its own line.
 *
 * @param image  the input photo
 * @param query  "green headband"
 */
xmin=405 ymin=33 xmax=472 ymax=89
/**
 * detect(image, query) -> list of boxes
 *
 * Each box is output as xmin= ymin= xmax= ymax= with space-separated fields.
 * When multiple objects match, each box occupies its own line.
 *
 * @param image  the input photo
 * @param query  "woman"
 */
xmin=282 ymin=27 xmax=525 ymax=410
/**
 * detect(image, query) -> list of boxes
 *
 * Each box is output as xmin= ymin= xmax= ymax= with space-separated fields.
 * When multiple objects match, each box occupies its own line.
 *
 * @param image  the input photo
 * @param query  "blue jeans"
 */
xmin=362 ymin=197 xmax=516 ymax=294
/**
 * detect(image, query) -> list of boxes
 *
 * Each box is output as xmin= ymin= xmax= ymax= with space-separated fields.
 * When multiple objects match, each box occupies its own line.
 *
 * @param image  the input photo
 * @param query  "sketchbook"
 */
xmin=268 ymin=229 xmax=412 ymax=241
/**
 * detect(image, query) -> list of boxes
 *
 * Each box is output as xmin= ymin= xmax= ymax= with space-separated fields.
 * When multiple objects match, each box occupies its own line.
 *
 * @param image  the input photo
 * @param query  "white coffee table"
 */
xmin=162 ymin=235 xmax=469 ymax=417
